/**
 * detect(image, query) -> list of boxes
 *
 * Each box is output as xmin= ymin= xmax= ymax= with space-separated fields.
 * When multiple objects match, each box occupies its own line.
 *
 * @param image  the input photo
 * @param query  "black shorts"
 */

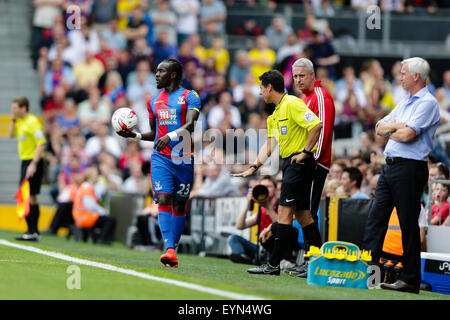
xmin=279 ymin=154 xmax=315 ymax=211
xmin=20 ymin=159 xmax=44 ymax=195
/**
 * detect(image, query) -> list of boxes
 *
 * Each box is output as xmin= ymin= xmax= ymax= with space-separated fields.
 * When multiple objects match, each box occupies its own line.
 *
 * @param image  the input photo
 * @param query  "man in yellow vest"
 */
xmin=9 ymin=96 xmax=46 ymax=241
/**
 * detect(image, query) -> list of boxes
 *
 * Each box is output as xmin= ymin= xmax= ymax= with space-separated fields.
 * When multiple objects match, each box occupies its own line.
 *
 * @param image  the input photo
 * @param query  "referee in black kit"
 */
xmin=362 ymin=57 xmax=440 ymax=293
xmin=233 ymin=70 xmax=323 ymax=275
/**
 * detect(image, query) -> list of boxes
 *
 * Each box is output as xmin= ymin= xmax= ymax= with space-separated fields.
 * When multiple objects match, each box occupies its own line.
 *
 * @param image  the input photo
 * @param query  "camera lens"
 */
xmin=253 ymin=184 xmax=269 ymax=203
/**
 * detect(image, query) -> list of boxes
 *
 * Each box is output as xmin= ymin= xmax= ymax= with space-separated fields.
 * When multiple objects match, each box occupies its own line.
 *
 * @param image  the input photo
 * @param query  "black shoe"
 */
xmin=230 ymin=254 xmax=253 ymax=265
xmin=15 ymin=232 xmax=40 ymax=241
xmin=284 ymin=261 xmax=308 ymax=278
xmin=380 ymin=280 xmax=420 ymax=294
xmin=247 ymin=263 xmax=280 ymax=275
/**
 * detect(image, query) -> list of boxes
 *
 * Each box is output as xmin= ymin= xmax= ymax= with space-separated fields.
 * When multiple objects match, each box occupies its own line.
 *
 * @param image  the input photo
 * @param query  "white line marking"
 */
xmin=0 ymin=239 xmax=267 ymax=300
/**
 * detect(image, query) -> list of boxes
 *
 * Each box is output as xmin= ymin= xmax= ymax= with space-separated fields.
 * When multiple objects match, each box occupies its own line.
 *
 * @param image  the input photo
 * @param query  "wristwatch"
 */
xmin=249 ymin=164 xmax=259 ymax=171
xmin=301 ymin=148 xmax=314 ymax=157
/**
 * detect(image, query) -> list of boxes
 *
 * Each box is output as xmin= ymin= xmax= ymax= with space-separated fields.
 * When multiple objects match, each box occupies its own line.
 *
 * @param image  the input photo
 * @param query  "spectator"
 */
xmin=235 ymin=16 xmax=262 ymax=37
xmin=72 ymin=50 xmax=105 ymax=89
xmin=98 ymin=54 xmax=120 ymax=93
xmin=126 ymin=64 xmax=158 ymax=105
xmin=307 ymin=30 xmax=340 ymax=79
xmin=123 ymin=4 xmax=153 ymax=47
xmin=228 ymin=50 xmax=251 ymax=89
xmin=119 ymin=139 xmax=145 ymax=173
xmin=94 ymin=37 xmax=117 ymax=69
xmin=312 ymin=0 xmax=335 ymax=17
xmin=100 ymin=18 xmax=128 ymax=51
xmin=78 ymin=87 xmax=111 ymax=132
xmin=136 ymin=200 xmax=162 ymax=248
xmin=276 ymin=33 xmax=303 ymax=64
xmin=171 ymin=0 xmax=200 ymax=45
xmin=199 ymin=0 xmax=227 ymax=35
xmin=91 ymin=0 xmax=118 ymax=32
xmin=116 ymin=0 xmax=141 ymax=31
xmin=48 ymin=35 xmax=80 ymax=67
xmin=404 ymin=0 xmax=436 ymax=14
xmin=67 ymin=17 xmax=101 ymax=64
xmin=430 ymin=182 xmax=449 ymax=225
xmin=32 ymin=0 xmax=63 ymax=67
xmin=120 ymin=159 xmax=149 ymax=195
xmin=264 ymin=15 xmax=293 ymax=51
xmin=98 ymin=155 xmax=123 ymax=191
xmin=85 ymin=124 xmax=122 ymax=160
xmin=228 ymin=175 xmax=279 ymax=265
xmin=44 ymin=58 xmax=76 ymax=97
xmin=207 ymin=91 xmax=242 ymax=131
xmin=237 ymin=86 xmax=263 ymax=125
xmin=328 ymin=159 xmax=348 ymax=181
xmin=62 ymin=0 xmax=92 ymax=17
xmin=340 ymin=167 xmax=370 ymax=199
xmin=390 ymin=60 xmax=408 ymax=105
xmin=232 ymin=73 xmax=259 ymax=104
xmin=43 ymin=86 xmax=66 ymax=125
xmin=103 ymin=70 xmax=126 ymax=105
xmin=153 ymin=30 xmax=178 ymax=66
xmin=190 ymin=161 xmax=241 ymax=197
xmin=55 ymin=97 xmax=80 ymax=133
xmin=248 ymin=35 xmax=276 ymax=84
xmin=187 ymin=33 xmax=207 ymax=65
xmin=443 ymin=70 xmax=450 ymax=100
xmin=205 ymin=36 xmax=230 ymax=75
xmin=322 ymin=179 xmax=342 ymax=197
xmin=150 ymin=0 xmax=177 ymax=46
xmin=72 ymin=166 xmax=117 ymax=245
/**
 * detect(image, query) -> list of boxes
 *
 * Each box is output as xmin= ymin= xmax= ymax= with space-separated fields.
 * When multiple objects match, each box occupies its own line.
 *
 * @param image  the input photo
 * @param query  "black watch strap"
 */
xmin=249 ymin=164 xmax=259 ymax=170
xmin=302 ymin=148 xmax=314 ymax=156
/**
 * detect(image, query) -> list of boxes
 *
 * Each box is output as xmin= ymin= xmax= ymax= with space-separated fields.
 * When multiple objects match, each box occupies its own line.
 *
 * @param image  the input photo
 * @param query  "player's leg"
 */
xmin=151 ymin=153 xmax=176 ymax=252
xmin=171 ymin=159 xmax=194 ymax=251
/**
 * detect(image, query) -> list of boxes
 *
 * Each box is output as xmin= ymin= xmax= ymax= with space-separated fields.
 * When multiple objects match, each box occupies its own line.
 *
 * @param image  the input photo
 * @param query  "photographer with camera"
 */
xmin=228 ymin=175 xmax=279 ymax=265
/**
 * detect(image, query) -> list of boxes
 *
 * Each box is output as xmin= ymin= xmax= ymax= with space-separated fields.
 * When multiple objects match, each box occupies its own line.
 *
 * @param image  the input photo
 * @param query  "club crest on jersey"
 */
xmin=158 ymin=108 xmax=177 ymax=125
xmin=281 ymin=126 xmax=288 ymax=135
xmin=177 ymin=95 xmax=185 ymax=105
xmin=154 ymin=180 xmax=163 ymax=191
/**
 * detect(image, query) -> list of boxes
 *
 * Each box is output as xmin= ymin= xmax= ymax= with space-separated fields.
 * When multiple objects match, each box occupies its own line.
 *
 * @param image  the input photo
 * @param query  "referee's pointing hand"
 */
xmin=232 ymin=166 xmax=257 ymax=178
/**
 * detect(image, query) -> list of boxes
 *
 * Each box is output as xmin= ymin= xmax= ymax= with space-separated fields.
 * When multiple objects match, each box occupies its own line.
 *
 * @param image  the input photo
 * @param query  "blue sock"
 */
xmin=158 ymin=205 xmax=173 ymax=250
xmin=171 ymin=211 xmax=186 ymax=249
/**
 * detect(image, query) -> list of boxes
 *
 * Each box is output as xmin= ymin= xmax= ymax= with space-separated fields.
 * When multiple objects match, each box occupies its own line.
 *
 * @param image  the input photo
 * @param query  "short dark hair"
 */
xmin=343 ymin=167 xmax=363 ymax=189
xmin=258 ymin=175 xmax=277 ymax=188
xmin=164 ymin=58 xmax=183 ymax=83
xmin=259 ymin=70 xmax=285 ymax=93
xmin=12 ymin=96 xmax=29 ymax=112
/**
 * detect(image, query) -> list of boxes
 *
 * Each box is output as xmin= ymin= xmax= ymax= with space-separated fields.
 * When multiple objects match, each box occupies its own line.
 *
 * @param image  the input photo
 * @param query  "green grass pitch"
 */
xmin=0 ymin=229 xmax=449 ymax=301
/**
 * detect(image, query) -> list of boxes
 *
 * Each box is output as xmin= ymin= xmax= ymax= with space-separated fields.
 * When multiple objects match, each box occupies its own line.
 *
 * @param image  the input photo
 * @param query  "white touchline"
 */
xmin=0 ymin=239 xmax=267 ymax=300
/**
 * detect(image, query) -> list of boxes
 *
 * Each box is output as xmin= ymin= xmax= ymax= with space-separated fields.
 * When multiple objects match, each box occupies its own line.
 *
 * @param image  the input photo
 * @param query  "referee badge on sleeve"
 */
xmin=281 ymin=126 xmax=288 ymax=135
xmin=304 ymin=111 xmax=315 ymax=123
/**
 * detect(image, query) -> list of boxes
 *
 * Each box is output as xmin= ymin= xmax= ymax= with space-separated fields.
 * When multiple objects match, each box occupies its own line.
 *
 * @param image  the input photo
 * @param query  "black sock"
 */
xmin=27 ymin=204 xmax=40 ymax=234
xmin=302 ymin=223 xmax=322 ymax=251
xmin=268 ymin=223 xmax=292 ymax=267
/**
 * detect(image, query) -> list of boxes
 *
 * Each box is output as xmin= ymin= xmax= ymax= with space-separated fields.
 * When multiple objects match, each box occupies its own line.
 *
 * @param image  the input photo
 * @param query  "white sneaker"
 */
xmin=15 ymin=232 xmax=40 ymax=241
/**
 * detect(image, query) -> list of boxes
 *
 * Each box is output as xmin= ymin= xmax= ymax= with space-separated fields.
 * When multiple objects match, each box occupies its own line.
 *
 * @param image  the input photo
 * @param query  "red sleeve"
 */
xmin=147 ymin=96 xmax=155 ymax=119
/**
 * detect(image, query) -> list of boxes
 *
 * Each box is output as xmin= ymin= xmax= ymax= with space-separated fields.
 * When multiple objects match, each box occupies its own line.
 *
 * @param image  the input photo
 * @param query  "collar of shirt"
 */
xmin=301 ymin=80 xmax=322 ymax=96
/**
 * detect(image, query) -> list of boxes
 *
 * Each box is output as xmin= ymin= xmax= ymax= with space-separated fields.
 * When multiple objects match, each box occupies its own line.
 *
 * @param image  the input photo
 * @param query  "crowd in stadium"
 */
xmin=31 ymin=0 xmax=450 ymax=240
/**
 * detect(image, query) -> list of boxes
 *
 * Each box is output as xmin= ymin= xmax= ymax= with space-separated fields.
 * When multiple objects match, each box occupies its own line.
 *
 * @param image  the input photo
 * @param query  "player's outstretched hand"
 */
xmin=116 ymin=130 xmax=137 ymax=138
xmin=232 ymin=167 xmax=256 ymax=178
xmin=154 ymin=135 xmax=171 ymax=152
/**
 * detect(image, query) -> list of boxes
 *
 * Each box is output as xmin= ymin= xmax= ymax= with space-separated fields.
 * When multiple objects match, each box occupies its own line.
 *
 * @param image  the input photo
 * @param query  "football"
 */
xmin=111 ymin=107 xmax=138 ymax=132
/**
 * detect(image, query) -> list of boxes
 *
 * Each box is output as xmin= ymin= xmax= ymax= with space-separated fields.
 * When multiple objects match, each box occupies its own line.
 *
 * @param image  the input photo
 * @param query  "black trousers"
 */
xmin=310 ymin=164 xmax=328 ymax=226
xmin=362 ymin=159 xmax=428 ymax=286
xmin=93 ymin=216 xmax=117 ymax=244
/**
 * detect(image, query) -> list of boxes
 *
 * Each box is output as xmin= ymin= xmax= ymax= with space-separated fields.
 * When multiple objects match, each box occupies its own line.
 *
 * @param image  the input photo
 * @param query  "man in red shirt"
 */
xmin=286 ymin=57 xmax=336 ymax=277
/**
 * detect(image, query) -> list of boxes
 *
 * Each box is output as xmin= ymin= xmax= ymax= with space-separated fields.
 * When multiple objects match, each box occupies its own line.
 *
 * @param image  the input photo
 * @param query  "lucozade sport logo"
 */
xmin=313 ymin=266 xmax=366 ymax=285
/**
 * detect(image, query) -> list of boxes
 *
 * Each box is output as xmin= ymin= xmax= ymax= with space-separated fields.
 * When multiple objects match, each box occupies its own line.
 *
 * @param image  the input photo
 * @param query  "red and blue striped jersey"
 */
xmin=147 ymin=87 xmax=201 ymax=159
